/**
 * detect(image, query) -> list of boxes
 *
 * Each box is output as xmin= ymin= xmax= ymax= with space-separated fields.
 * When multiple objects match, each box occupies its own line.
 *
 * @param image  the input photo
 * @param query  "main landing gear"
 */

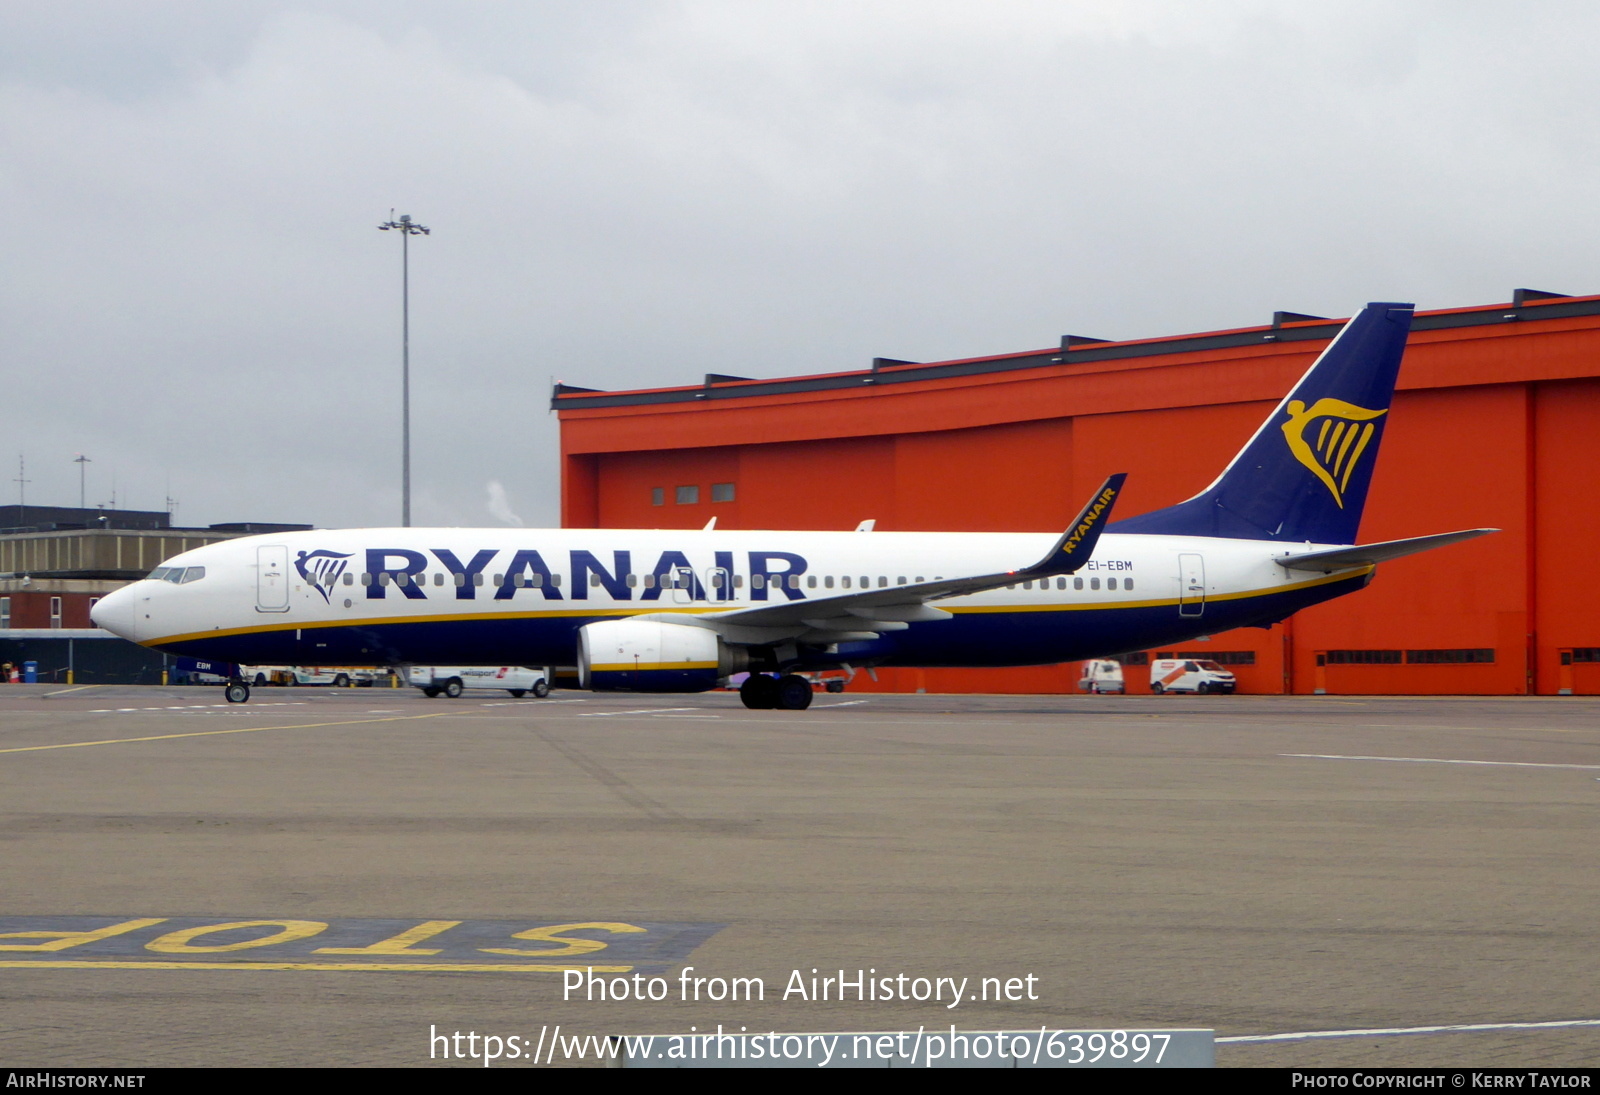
xmin=739 ymin=673 xmax=813 ymax=711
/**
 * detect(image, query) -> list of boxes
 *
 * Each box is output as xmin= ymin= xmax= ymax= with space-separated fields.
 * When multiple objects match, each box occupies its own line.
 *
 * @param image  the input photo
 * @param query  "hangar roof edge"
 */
xmin=551 ymin=291 xmax=1600 ymax=412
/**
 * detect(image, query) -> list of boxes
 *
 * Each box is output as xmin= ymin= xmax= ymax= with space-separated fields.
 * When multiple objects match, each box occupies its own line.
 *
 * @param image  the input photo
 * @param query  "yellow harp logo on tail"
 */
xmin=1281 ymin=398 xmax=1387 ymax=508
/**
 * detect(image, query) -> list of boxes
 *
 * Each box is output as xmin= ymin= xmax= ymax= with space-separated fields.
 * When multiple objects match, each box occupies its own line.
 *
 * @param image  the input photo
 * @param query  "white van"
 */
xmin=408 ymin=666 xmax=551 ymax=699
xmin=1149 ymin=659 xmax=1236 ymax=695
xmin=1076 ymin=660 xmax=1125 ymax=694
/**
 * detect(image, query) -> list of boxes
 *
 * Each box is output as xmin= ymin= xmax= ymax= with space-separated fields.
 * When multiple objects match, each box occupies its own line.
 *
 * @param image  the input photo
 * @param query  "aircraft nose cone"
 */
xmin=91 ymin=586 xmax=139 ymax=640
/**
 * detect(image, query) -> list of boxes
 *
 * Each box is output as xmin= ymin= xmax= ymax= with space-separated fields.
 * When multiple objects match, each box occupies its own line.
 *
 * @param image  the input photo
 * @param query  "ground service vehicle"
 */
xmin=1149 ymin=659 xmax=1236 ymax=694
xmin=1077 ymin=659 xmax=1125 ymax=694
xmin=407 ymin=665 xmax=551 ymax=699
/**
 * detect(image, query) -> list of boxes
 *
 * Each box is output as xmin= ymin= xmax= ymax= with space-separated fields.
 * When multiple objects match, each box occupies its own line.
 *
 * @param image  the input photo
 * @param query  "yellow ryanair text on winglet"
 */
xmin=1061 ymin=485 xmax=1119 ymax=556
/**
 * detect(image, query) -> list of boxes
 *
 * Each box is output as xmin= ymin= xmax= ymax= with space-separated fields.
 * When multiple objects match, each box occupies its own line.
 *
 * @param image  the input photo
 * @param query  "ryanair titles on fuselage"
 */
xmin=302 ymin=547 xmax=825 ymax=603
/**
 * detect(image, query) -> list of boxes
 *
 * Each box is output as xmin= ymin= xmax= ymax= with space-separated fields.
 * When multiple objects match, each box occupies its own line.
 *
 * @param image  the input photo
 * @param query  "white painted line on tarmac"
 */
xmin=580 ymin=708 xmax=697 ymax=717
xmin=1220 ymin=1018 xmax=1600 ymax=1044
xmin=1281 ymin=753 xmax=1600 ymax=771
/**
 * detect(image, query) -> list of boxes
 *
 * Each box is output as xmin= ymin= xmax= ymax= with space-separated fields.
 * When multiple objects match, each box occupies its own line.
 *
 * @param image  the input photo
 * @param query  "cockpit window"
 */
xmin=149 ymin=566 xmax=205 ymax=584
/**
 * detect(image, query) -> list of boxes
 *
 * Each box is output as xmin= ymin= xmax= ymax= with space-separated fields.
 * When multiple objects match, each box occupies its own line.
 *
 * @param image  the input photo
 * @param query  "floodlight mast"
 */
xmin=377 ymin=212 xmax=430 ymax=527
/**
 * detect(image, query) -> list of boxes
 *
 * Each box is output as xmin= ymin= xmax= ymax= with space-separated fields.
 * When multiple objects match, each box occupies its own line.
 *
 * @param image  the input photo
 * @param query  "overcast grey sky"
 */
xmin=3 ymin=2 xmax=1595 ymax=529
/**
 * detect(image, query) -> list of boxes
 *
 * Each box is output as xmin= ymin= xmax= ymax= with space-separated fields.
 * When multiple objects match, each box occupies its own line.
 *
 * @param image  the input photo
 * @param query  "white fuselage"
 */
xmin=90 ymin=526 xmax=1368 ymax=674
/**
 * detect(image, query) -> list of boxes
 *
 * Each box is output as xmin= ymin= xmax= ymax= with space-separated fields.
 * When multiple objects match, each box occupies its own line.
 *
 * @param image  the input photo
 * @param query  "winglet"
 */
xmin=1021 ymin=473 xmax=1127 ymax=577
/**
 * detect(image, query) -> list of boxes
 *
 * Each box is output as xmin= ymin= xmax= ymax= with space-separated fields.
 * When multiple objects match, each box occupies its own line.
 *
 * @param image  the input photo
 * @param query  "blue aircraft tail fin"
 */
xmin=1110 ymin=301 xmax=1414 ymax=545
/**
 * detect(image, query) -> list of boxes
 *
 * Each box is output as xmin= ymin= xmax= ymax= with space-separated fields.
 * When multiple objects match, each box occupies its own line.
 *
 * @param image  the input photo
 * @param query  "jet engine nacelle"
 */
xmin=577 ymin=619 xmax=748 ymax=693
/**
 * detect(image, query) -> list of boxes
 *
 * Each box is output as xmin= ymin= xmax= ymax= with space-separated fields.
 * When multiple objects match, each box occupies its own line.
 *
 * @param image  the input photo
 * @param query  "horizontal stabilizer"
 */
xmin=1274 ymin=528 xmax=1498 ymax=573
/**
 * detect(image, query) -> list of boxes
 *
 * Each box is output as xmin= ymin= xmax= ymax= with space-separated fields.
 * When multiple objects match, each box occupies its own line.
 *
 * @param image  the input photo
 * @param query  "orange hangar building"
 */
xmin=552 ymin=290 xmax=1600 ymax=697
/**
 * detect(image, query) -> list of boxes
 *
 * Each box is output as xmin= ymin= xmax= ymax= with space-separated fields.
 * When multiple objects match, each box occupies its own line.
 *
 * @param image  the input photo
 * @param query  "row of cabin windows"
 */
xmin=1012 ymin=576 xmax=1132 ymax=591
xmin=651 ymin=484 xmax=737 ymax=506
xmin=336 ymin=570 xmax=1131 ymax=592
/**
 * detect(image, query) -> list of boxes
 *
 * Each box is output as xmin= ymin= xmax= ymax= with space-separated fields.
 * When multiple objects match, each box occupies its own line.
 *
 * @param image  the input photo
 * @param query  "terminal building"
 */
xmin=553 ymin=290 xmax=1600 ymax=696
xmin=0 ymin=506 xmax=310 ymax=683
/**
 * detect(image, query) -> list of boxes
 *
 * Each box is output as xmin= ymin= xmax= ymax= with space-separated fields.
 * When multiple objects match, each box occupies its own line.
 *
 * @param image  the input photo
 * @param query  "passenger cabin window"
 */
xmin=1074 ymin=577 xmax=1083 ymax=590
xmin=676 ymin=485 xmax=699 ymax=504
xmin=711 ymin=483 xmax=735 ymax=502
xmin=651 ymin=488 xmax=664 ymax=506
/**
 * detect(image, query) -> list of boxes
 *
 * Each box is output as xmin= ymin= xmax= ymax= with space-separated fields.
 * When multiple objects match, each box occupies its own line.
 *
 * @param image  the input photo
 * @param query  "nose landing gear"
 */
xmin=224 ymin=680 xmax=251 ymax=704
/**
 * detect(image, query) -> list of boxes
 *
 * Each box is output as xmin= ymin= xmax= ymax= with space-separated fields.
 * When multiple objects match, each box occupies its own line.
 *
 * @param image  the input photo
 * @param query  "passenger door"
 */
xmin=1178 ymin=553 xmax=1205 ymax=618
xmin=257 ymin=545 xmax=290 ymax=613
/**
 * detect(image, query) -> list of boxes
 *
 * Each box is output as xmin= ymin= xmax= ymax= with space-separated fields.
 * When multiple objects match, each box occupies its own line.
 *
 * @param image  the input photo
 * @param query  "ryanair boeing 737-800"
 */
xmin=91 ymin=302 xmax=1494 ymax=710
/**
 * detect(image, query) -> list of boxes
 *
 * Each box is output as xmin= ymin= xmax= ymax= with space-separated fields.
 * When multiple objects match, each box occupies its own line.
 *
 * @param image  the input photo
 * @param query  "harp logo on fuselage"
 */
xmin=294 ymin=550 xmax=353 ymax=604
xmin=1280 ymin=398 xmax=1387 ymax=509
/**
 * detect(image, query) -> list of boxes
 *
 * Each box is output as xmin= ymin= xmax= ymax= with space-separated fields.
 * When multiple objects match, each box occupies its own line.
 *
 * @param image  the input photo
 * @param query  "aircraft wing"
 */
xmin=640 ymin=474 xmax=1126 ymax=644
xmin=1273 ymin=528 xmax=1498 ymax=573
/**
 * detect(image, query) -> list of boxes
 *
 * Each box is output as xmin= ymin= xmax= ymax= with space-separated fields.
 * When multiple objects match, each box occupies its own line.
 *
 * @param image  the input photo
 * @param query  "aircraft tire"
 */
xmin=533 ymin=680 xmax=550 ymax=698
xmin=825 ymin=680 xmax=845 ymax=693
xmin=444 ymin=679 xmax=464 ymax=699
xmin=776 ymin=674 xmax=814 ymax=711
xmin=1150 ymin=682 xmax=1164 ymax=694
xmin=739 ymin=674 xmax=779 ymax=710
xmin=225 ymin=683 xmax=250 ymax=704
